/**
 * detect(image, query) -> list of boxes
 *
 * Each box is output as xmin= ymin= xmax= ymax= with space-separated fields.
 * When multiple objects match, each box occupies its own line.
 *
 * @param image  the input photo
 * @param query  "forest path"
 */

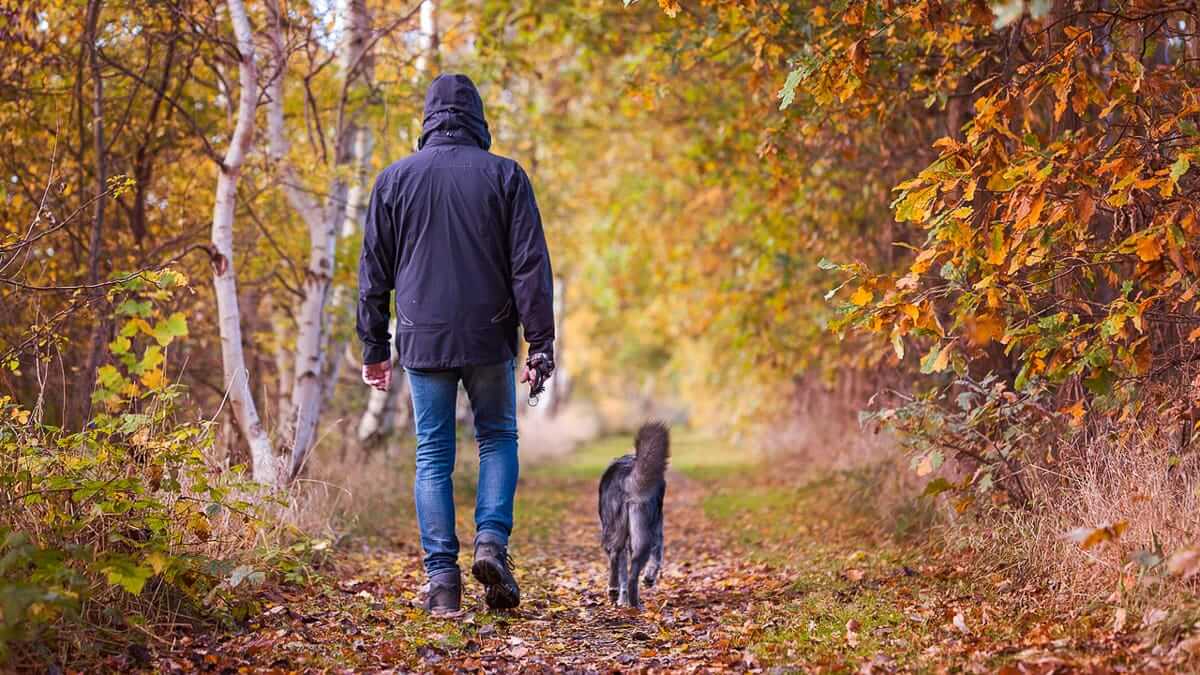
xmin=151 ymin=433 xmax=1162 ymax=673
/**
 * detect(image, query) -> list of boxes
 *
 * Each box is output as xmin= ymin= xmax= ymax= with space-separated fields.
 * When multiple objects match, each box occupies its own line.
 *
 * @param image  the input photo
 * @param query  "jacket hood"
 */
xmin=418 ymin=73 xmax=492 ymax=151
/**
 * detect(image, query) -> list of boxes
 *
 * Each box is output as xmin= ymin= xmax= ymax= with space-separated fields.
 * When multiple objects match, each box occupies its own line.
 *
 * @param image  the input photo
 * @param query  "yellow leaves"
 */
xmin=1053 ymin=72 xmax=1074 ymax=123
xmin=986 ymin=225 xmax=1007 ymax=266
xmin=1061 ymin=399 xmax=1086 ymax=427
xmin=188 ymin=512 xmax=212 ymax=543
xmin=140 ymin=368 xmax=167 ymax=390
xmin=963 ymin=179 xmax=978 ymax=202
xmin=915 ymin=451 xmax=943 ymax=477
xmin=965 ymin=312 xmax=1005 ymax=347
xmin=920 ymin=341 xmax=953 ymax=374
xmin=850 ymin=286 xmax=874 ymax=306
xmin=10 ymin=407 xmax=31 ymax=425
xmin=1131 ymin=339 xmax=1152 ymax=374
xmin=1135 ymin=234 xmax=1163 ymax=262
xmin=1074 ymin=192 xmax=1095 ymax=229
xmin=146 ymin=550 xmax=170 ymax=575
xmin=894 ymin=184 xmax=938 ymax=223
xmin=1067 ymin=521 xmax=1128 ymax=549
xmin=1013 ymin=190 xmax=1046 ymax=231
xmin=849 ymin=40 xmax=869 ymax=76
xmin=891 ymin=330 xmax=905 ymax=360
xmin=910 ymin=248 xmax=939 ymax=275
xmin=843 ymin=2 xmax=864 ymax=26
xmin=1188 ymin=326 xmax=1200 ymax=343
xmin=656 ymin=0 xmax=680 ymax=17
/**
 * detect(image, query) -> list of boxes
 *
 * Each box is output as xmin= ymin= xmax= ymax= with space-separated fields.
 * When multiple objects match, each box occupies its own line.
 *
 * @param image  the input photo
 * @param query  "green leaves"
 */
xmin=893 ymin=184 xmax=938 ymax=223
xmin=777 ymin=54 xmax=825 ymax=110
xmin=921 ymin=477 xmax=955 ymax=498
xmin=103 ymin=558 xmax=154 ymax=596
xmin=0 ymin=392 xmax=274 ymax=650
xmin=152 ymin=313 xmax=188 ymax=347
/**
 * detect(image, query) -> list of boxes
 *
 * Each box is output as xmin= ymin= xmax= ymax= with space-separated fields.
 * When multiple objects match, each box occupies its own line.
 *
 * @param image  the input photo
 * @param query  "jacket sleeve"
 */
xmin=508 ymin=165 xmax=555 ymax=358
xmin=356 ymin=176 xmax=397 ymax=365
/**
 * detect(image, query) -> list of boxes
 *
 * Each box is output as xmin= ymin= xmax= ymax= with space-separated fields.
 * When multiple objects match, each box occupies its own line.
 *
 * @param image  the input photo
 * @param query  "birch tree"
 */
xmin=211 ymin=0 xmax=277 ymax=485
xmin=357 ymin=0 xmax=439 ymax=442
xmin=267 ymin=0 xmax=378 ymax=480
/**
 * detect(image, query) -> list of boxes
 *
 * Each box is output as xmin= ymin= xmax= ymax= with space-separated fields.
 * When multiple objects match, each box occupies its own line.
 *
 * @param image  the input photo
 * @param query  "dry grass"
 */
xmin=755 ymin=382 xmax=1200 ymax=612
xmin=277 ymin=399 xmax=605 ymax=541
xmin=968 ymin=414 xmax=1200 ymax=607
xmin=755 ymin=388 xmax=926 ymax=522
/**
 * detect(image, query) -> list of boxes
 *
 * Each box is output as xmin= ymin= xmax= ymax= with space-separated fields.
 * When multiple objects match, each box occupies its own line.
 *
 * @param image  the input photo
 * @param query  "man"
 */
xmin=356 ymin=74 xmax=555 ymax=614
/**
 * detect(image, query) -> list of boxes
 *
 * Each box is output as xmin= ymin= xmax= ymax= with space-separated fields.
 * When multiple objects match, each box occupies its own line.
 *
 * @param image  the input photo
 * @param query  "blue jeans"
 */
xmin=406 ymin=359 xmax=518 ymax=579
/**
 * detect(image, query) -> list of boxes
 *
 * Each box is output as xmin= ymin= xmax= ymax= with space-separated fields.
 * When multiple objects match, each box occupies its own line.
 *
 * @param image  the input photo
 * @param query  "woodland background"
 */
xmin=3 ymin=0 xmax=1200 ymax=668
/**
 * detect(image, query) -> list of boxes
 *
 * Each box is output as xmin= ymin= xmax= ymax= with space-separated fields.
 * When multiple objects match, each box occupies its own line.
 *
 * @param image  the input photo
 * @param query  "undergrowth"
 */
xmin=0 ymin=271 xmax=307 ymax=668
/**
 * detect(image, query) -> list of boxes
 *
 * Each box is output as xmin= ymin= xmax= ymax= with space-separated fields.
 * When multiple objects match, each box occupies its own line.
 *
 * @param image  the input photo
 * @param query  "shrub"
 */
xmin=0 ymin=271 xmax=276 ymax=664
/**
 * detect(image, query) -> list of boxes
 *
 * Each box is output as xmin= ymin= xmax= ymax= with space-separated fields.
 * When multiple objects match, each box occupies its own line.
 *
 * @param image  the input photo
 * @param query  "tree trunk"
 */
xmin=358 ymin=0 xmax=437 ymax=440
xmin=416 ymin=0 xmax=439 ymax=76
xmin=212 ymin=0 xmax=277 ymax=485
xmin=77 ymin=0 xmax=108 ymax=430
xmin=269 ymin=0 xmax=377 ymax=480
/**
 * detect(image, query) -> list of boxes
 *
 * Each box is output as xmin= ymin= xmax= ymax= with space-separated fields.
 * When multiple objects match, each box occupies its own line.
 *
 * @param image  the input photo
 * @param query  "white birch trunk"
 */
xmin=535 ymin=277 xmax=567 ymax=417
xmin=268 ymin=0 xmax=375 ymax=479
xmin=416 ymin=0 xmax=439 ymax=75
xmin=212 ymin=0 xmax=277 ymax=485
xmin=358 ymin=0 xmax=437 ymax=438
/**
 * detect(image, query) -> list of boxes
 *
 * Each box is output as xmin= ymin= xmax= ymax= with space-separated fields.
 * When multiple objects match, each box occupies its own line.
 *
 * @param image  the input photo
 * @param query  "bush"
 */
xmin=0 ymin=271 xmax=277 ymax=664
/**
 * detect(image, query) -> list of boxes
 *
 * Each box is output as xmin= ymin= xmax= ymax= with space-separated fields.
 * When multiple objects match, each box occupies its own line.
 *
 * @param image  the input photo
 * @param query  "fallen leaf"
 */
xmin=846 ymin=618 xmax=861 ymax=647
xmin=952 ymin=611 xmax=970 ymax=635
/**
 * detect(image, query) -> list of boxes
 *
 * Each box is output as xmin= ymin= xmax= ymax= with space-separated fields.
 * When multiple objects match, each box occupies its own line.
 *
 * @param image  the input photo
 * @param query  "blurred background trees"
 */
xmin=2 ymin=0 xmax=1198 ymax=493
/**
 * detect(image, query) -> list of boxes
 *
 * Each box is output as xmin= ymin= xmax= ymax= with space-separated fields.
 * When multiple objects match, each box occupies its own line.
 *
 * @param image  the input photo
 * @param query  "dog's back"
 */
xmin=598 ymin=422 xmax=669 ymax=607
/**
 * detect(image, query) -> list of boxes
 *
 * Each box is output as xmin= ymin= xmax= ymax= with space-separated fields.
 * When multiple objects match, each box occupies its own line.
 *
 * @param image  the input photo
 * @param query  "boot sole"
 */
xmin=472 ymin=558 xmax=520 ymax=610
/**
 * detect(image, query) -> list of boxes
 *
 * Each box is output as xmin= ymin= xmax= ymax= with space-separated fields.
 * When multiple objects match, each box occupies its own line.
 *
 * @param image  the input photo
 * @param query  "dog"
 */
xmin=598 ymin=422 xmax=669 ymax=608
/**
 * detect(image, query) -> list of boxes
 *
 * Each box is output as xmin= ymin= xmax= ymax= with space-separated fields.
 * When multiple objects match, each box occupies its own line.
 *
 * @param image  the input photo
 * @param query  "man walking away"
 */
xmin=356 ymin=74 xmax=555 ymax=614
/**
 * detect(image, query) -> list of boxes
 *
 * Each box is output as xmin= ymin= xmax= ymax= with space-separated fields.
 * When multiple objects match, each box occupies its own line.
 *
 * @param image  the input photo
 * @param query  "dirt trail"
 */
xmin=141 ymin=435 xmax=1175 ymax=673
xmin=145 ymin=447 xmax=790 ymax=673
xmin=441 ymin=471 xmax=787 ymax=672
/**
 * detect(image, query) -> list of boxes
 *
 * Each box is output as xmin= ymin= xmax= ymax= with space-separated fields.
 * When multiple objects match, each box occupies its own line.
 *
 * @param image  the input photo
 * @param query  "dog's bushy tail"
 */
xmin=630 ymin=422 xmax=670 ymax=495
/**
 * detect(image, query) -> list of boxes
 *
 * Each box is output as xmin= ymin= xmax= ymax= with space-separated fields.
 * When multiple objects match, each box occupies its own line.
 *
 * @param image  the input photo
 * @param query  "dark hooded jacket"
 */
xmin=356 ymin=74 xmax=554 ymax=369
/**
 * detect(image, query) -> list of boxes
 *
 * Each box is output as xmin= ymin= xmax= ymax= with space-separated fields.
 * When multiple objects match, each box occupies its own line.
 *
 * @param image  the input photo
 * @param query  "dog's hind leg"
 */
xmin=625 ymin=502 xmax=654 ymax=608
xmin=607 ymin=545 xmax=626 ymax=605
xmin=642 ymin=512 xmax=664 ymax=588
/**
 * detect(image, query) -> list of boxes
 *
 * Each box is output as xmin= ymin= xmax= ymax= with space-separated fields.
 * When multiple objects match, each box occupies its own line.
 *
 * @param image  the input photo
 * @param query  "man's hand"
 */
xmin=362 ymin=361 xmax=392 ymax=392
xmin=521 ymin=352 xmax=554 ymax=402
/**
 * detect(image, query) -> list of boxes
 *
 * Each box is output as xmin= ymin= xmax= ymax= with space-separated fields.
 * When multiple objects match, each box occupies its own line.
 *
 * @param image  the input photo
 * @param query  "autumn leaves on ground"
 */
xmin=78 ymin=429 xmax=1188 ymax=674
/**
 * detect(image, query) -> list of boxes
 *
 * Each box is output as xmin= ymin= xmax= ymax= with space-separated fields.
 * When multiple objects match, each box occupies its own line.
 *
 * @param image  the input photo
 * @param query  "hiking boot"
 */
xmin=423 ymin=569 xmax=461 ymax=615
xmin=472 ymin=540 xmax=520 ymax=610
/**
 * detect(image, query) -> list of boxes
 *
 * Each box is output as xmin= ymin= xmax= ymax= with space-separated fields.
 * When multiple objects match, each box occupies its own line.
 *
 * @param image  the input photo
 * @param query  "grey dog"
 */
xmin=598 ymin=422 xmax=669 ymax=608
